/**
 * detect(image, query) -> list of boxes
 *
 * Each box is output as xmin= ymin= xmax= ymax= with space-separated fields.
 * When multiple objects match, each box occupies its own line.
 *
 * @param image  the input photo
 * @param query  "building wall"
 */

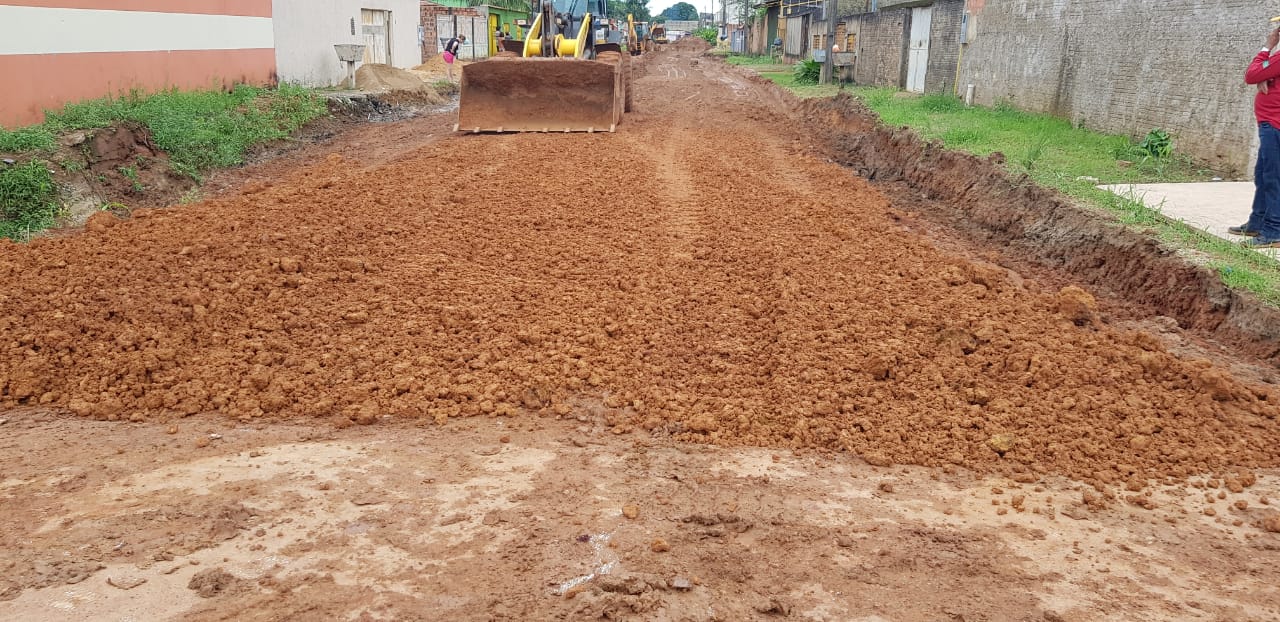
xmin=853 ymin=7 xmax=907 ymax=87
xmin=421 ymin=1 xmax=482 ymax=62
xmin=0 ymin=0 xmax=276 ymax=129
xmin=923 ymin=0 xmax=963 ymax=94
xmin=273 ymin=0 xmax=421 ymax=86
xmin=959 ymin=0 xmax=1268 ymax=175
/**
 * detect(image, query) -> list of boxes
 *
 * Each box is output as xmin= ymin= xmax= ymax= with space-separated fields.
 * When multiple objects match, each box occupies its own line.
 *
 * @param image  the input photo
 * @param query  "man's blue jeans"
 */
xmin=1247 ymin=122 xmax=1280 ymax=240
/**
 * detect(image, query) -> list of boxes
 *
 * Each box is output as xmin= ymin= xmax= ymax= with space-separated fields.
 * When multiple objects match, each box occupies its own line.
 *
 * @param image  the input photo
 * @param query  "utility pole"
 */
xmin=820 ymin=0 xmax=836 ymax=84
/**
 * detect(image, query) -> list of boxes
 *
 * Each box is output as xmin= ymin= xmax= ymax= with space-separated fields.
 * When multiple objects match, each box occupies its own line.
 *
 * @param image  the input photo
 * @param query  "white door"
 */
xmin=362 ymin=9 xmax=391 ymax=65
xmin=906 ymin=6 xmax=931 ymax=93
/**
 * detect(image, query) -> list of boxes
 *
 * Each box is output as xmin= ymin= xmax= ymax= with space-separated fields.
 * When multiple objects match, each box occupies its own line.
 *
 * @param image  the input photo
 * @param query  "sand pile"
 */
xmin=355 ymin=64 xmax=446 ymax=103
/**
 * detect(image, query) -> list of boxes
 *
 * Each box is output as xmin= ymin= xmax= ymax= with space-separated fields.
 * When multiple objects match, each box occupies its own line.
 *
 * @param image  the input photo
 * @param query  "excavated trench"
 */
xmin=787 ymin=91 xmax=1280 ymax=365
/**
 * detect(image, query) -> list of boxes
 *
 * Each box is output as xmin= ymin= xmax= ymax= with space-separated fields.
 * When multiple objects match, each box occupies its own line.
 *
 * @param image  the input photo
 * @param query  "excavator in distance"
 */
xmin=456 ymin=0 xmax=631 ymax=133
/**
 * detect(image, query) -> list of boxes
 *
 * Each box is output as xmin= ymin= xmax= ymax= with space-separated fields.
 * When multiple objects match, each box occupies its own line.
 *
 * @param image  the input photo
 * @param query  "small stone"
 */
xmin=1262 ymin=513 xmax=1280 ymax=533
xmin=650 ymin=538 xmax=670 ymax=553
xmin=671 ymin=576 xmax=692 ymax=590
xmin=836 ymin=535 xmax=855 ymax=547
xmin=107 ymin=575 xmax=146 ymax=590
xmin=439 ymin=513 xmax=469 ymax=526
xmin=499 ymin=434 xmax=511 ymax=443
xmin=878 ymin=482 xmax=895 ymax=493
xmin=622 ymin=504 xmax=639 ymax=519
xmin=165 ymin=425 xmax=178 ymax=434
xmin=986 ymin=434 xmax=1014 ymax=456
xmin=1204 ymin=507 xmax=1216 ymax=517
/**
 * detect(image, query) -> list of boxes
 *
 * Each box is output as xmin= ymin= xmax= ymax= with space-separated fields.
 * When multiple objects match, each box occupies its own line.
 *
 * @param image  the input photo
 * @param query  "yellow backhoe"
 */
xmin=456 ymin=0 xmax=630 ymax=133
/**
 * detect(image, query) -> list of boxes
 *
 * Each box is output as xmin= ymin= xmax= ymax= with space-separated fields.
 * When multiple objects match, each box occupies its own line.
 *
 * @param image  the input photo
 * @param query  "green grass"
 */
xmin=759 ymin=72 xmax=843 ymax=99
xmin=1 ymin=84 xmax=327 ymax=180
xmin=725 ymin=54 xmax=783 ymax=66
xmin=0 ymin=160 xmax=61 ymax=241
xmin=0 ymin=83 xmax=328 ymax=240
xmin=755 ymin=74 xmax=1280 ymax=305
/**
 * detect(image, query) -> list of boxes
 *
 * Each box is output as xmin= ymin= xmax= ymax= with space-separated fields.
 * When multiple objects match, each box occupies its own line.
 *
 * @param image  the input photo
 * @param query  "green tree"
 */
xmin=660 ymin=2 xmax=699 ymax=20
xmin=607 ymin=0 xmax=651 ymax=21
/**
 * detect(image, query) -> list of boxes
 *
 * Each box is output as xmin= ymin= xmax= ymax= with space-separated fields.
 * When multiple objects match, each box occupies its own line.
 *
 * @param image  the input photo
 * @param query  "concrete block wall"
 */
xmin=854 ymin=8 xmax=908 ymax=87
xmin=959 ymin=0 xmax=1272 ymax=175
xmin=923 ymin=0 xmax=963 ymax=95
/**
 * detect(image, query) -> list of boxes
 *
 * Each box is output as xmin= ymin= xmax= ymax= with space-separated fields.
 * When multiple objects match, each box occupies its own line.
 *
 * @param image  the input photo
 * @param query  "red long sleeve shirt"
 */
xmin=1246 ymin=49 xmax=1280 ymax=126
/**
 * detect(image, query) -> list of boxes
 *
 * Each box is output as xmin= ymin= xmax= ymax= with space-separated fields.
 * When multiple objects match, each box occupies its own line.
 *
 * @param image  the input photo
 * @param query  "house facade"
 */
xmin=273 ymin=0 xmax=423 ymax=86
xmin=0 ymin=0 xmax=277 ymax=129
xmin=0 ymin=0 xmax=426 ymax=129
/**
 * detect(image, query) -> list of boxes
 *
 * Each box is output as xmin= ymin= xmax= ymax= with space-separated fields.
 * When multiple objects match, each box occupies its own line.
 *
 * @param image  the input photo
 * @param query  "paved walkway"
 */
xmin=1101 ymin=182 xmax=1253 ymax=240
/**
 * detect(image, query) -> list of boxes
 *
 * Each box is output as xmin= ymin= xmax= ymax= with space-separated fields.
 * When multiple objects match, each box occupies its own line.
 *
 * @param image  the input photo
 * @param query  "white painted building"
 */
xmin=272 ymin=0 xmax=422 ymax=87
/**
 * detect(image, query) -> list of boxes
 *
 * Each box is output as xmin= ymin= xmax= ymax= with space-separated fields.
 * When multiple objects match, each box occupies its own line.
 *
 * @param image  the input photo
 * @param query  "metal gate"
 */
xmin=361 ymin=9 xmax=392 ymax=65
xmin=435 ymin=15 xmax=489 ymax=60
xmin=784 ymin=16 xmax=806 ymax=56
xmin=730 ymin=28 xmax=745 ymax=53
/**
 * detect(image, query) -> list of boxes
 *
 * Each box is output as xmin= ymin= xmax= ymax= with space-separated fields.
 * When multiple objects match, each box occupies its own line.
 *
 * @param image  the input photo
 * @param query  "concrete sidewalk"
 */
xmin=1101 ymin=182 xmax=1280 ymax=257
xmin=1101 ymin=182 xmax=1252 ymax=240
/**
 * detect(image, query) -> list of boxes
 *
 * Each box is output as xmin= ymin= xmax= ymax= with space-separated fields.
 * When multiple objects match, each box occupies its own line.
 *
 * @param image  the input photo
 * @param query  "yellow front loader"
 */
xmin=456 ymin=0 xmax=629 ymax=133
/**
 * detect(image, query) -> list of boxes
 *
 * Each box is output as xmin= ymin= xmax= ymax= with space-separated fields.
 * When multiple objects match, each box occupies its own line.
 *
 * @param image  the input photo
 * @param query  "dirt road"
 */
xmin=1 ymin=45 xmax=1279 ymax=620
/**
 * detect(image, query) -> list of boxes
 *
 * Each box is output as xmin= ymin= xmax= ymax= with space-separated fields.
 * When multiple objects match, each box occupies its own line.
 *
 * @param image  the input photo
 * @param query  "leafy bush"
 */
xmin=0 ymin=160 xmax=61 ymax=240
xmin=693 ymin=26 xmax=717 ymax=45
xmin=793 ymin=59 xmax=821 ymax=85
xmin=1139 ymin=129 xmax=1173 ymax=159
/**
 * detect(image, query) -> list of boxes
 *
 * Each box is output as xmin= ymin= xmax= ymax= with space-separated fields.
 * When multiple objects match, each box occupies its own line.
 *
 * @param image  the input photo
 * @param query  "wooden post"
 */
xmin=820 ymin=0 xmax=836 ymax=84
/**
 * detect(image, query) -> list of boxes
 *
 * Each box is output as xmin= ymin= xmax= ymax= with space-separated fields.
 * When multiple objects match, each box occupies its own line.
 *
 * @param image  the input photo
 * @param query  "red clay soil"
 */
xmin=0 ymin=45 xmax=1278 ymax=491
xmin=793 ymin=92 xmax=1280 ymax=365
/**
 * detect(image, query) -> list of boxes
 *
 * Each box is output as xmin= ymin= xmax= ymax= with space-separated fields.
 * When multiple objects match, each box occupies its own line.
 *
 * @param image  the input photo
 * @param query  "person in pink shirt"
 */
xmin=1238 ymin=26 xmax=1280 ymax=247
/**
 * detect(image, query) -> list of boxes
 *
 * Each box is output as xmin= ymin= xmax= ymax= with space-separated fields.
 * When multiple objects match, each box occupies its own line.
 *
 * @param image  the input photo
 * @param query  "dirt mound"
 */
xmin=670 ymin=36 xmax=710 ymax=52
xmin=413 ymin=56 xmax=470 ymax=81
xmin=355 ymin=64 xmax=445 ymax=104
xmin=0 ymin=51 xmax=1279 ymax=492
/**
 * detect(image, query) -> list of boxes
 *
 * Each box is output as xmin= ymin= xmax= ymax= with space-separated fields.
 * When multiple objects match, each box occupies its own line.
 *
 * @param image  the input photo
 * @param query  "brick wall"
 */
xmin=923 ymin=0 xmax=963 ymax=94
xmin=959 ymin=0 xmax=1270 ymax=175
xmin=854 ymin=8 xmax=908 ymax=87
xmin=420 ymin=1 xmax=481 ymax=62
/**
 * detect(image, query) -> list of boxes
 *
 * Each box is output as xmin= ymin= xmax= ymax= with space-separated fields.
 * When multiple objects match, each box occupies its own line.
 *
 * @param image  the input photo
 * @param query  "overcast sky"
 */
xmin=648 ymin=0 xmax=721 ymax=19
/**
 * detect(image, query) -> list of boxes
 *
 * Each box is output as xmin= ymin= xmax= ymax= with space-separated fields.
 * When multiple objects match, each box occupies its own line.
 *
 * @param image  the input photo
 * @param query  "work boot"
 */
xmin=1228 ymin=224 xmax=1260 ymax=237
xmin=1245 ymin=236 xmax=1280 ymax=249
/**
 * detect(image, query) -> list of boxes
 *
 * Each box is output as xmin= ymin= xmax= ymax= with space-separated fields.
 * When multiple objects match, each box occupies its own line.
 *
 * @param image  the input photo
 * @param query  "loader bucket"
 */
xmin=457 ymin=55 xmax=624 ymax=133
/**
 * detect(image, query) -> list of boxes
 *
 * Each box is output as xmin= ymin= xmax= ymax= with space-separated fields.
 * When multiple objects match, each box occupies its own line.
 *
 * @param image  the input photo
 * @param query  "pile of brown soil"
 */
xmin=355 ymin=64 xmax=446 ymax=104
xmin=0 ymin=48 xmax=1277 ymax=492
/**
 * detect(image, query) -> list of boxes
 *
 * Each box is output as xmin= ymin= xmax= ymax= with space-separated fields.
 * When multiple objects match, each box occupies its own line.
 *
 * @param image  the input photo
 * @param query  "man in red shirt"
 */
xmin=1239 ymin=27 xmax=1280 ymax=247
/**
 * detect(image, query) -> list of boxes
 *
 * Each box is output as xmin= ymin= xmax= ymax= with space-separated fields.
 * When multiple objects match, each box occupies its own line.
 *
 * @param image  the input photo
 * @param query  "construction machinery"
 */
xmin=651 ymin=24 xmax=668 ymax=45
xmin=456 ymin=0 xmax=630 ymax=133
xmin=627 ymin=15 xmax=650 ymax=55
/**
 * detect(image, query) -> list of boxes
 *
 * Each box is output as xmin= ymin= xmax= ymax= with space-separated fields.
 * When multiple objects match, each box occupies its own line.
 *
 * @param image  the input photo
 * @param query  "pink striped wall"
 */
xmin=0 ymin=0 xmax=277 ymax=129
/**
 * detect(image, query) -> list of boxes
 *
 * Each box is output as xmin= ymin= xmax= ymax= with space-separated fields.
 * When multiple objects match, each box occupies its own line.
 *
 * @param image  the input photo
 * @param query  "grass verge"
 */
xmin=753 ymin=72 xmax=1280 ymax=306
xmin=0 ymin=161 xmax=61 ymax=241
xmin=0 ymin=84 xmax=328 ymax=240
